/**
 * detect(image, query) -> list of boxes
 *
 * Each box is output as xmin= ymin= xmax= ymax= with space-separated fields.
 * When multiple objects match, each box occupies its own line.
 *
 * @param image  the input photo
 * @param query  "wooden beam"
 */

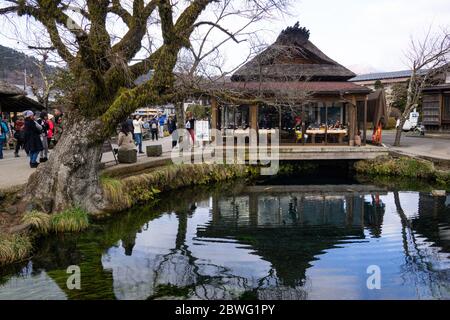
xmin=363 ymin=98 xmax=368 ymax=145
xmin=211 ymin=97 xmax=218 ymax=131
xmin=325 ymin=102 xmax=328 ymax=145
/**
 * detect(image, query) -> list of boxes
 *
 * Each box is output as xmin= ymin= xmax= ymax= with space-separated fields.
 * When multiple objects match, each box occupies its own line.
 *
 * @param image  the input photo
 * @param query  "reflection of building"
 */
xmin=203 ymin=187 xmax=386 ymax=287
xmin=210 ymin=24 xmax=384 ymax=148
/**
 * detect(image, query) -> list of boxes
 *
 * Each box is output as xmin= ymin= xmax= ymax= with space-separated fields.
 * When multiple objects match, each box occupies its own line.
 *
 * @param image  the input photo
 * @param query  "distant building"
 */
xmin=350 ymin=70 xmax=427 ymax=110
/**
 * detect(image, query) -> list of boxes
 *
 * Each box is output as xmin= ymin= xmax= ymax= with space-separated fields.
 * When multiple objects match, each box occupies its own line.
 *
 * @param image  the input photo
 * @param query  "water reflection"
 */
xmin=0 ymin=187 xmax=449 ymax=300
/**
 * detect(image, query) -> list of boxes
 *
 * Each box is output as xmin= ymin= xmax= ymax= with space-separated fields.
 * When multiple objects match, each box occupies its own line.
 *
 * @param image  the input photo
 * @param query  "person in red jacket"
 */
xmin=47 ymin=114 xmax=55 ymax=148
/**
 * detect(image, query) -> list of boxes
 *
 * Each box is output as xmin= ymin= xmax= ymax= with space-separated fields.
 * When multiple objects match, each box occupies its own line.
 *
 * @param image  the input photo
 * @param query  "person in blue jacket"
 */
xmin=0 ymin=114 xmax=10 ymax=160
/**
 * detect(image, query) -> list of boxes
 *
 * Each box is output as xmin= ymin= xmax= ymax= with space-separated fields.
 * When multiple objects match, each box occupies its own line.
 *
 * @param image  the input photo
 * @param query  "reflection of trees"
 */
xmin=393 ymin=191 xmax=449 ymax=299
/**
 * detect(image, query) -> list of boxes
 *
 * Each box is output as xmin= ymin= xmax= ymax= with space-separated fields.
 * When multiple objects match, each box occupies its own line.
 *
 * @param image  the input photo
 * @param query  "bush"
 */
xmin=385 ymin=117 xmax=397 ymax=130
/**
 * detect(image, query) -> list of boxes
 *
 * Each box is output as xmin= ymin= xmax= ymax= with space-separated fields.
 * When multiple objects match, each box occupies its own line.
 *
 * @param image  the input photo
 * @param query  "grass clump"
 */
xmin=355 ymin=156 xmax=435 ymax=179
xmin=21 ymin=211 xmax=51 ymax=234
xmin=0 ymin=234 xmax=33 ymax=266
xmin=100 ymin=176 xmax=133 ymax=210
xmin=50 ymin=207 xmax=90 ymax=233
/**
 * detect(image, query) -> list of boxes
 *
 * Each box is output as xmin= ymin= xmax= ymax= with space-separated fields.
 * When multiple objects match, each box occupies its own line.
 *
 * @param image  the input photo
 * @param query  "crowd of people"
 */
xmin=117 ymin=111 xmax=197 ymax=153
xmin=1 ymin=109 xmax=196 ymax=167
xmin=0 ymin=109 xmax=63 ymax=168
xmin=118 ymin=112 xmax=180 ymax=154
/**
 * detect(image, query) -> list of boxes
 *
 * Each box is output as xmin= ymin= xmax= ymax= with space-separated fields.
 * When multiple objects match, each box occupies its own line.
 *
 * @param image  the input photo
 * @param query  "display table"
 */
xmin=306 ymin=129 xmax=348 ymax=144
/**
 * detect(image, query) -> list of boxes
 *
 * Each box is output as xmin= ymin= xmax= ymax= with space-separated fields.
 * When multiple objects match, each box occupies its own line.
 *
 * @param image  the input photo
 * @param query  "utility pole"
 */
xmin=23 ymin=68 xmax=27 ymax=91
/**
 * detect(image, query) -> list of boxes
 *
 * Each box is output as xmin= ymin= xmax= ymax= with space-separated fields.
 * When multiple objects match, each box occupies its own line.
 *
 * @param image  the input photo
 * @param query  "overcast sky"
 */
xmin=1 ymin=0 xmax=449 ymax=75
xmin=265 ymin=0 xmax=450 ymax=73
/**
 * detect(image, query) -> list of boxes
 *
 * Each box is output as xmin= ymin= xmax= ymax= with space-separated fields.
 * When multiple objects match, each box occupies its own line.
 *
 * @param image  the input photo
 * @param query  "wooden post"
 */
xmin=211 ymin=97 xmax=218 ymax=131
xmin=363 ymin=98 xmax=368 ymax=145
xmin=250 ymin=105 xmax=258 ymax=131
xmin=325 ymin=102 xmax=328 ymax=145
xmin=349 ymin=96 xmax=357 ymax=146
xmin=302 ymin=103 xmax=306 ymax=145
xmin=250 ymin=104 xmax=258 ymax=147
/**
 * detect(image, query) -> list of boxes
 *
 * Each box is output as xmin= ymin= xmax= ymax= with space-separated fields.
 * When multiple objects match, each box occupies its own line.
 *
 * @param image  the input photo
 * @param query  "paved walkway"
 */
xmin=1 ymin=131 xmax=449 ymax=190
xmin=380 ymin=131 xmax=450 ymax=161
xmin=0 ymin=137 xmax=173 ymax=189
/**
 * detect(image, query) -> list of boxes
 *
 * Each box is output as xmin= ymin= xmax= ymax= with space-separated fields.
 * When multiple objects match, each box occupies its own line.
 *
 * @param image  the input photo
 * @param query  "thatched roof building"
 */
xmin=0 ymin=80 xmax=43 ymax=112
xmin=231 ymin=22 xmax=356 ymax=83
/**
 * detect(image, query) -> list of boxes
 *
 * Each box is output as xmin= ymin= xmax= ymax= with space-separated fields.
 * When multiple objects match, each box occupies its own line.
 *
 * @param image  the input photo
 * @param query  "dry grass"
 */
xmin=100 ymin=176 xmax=132 ymax=210
xmin=21 ymin=211 xmax=51 ymax=234
xmin=0 ymin=233 xmax=33 ymax=266
xmin=100 ymin=164 xmax=252 ymax=212
xmin=50 ymin=207 xmax=90 ymax=233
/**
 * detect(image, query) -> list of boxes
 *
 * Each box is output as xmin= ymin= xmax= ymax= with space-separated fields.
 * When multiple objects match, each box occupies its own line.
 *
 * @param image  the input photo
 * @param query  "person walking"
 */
xmin=37 ymin=111 xmax=50 ymax=162
xmin=185 ymin=111 xmax=195 ymax=145
xmin=13 ymin=116 xmax=25 ymax=157
xmin=133 ymin=115 xmax=144 ymax=154
xmin=149 ymin=116 xmax=159 ymax=141
xmin=158 ymin=112 xmax=166 ymax=138
xmin=24 ymin=111 xmax=43 ymax=168
xmin=167 ymin=114 xmax=178 ymax=148
xmin=0 ymin=114 xmax=10 ymax=160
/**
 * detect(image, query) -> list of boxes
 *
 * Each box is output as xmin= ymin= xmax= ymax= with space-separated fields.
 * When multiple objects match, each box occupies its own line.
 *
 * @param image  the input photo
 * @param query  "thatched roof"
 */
xmin=224 ymin=81 xmax=371 ymax=96
xmin=0 ymin=80 xmax=43 ymax=112
xmin=0 ymin=80 xmax=25 ymax=96
xmin=231 ymin=23 xmax=356 ymax=82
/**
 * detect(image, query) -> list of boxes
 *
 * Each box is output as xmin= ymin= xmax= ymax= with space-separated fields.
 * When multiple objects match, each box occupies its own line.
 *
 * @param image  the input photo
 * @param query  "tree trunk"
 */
xmin=23 ymin=116 xmax=107 ymax=214
xmin=393 ymin=118 xmax=405 ymax=147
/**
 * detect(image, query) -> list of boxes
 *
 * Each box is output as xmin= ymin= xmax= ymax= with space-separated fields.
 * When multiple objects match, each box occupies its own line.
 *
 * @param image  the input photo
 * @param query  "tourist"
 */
xmin=126 ymin=116 xmax=134 ymax=136
xmin=355 ymin=130 xmax=362 ymax=147
xmin=47 ymin=114 xmax=55 ymax=148
xmin=118 ymin=121 xmax=136 ymax=152
xmin=158 ymin=112 xmax=165 ymax=138
xmin=37 ymin=111 xmax=50 ymax=162
xmin=185 ymin=111 xmax=195 ymax=144
xmin=53 ymin=115 xmax=64 ymax=145
xmin=167 ymin=114 xmax=178 ymax=148
xmin=150 ymin=116 xmax=159 ymax=141
xmin=53 ymin=108 xmax=63 ymax=123
xmin=13 ymin=116 xmax=25 ymax=157
xmin=133 ymin=115 xmax=144 ymax=154
xmin=0 ymin=114 xmax=10 ymax=160
xmin=23 ymin=111 xmax=43 ymax=168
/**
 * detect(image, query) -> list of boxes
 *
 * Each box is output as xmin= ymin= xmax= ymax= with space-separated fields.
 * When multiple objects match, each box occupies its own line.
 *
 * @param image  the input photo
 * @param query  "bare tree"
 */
xmin=0 ymin=0 xmax=289 ymax=214
xmin=394 ymin=27 xmax=450 ymax=146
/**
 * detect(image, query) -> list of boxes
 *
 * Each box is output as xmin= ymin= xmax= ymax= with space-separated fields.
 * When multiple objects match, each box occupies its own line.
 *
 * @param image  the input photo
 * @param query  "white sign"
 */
xmin=195 ymin=120 xmax=210 ymax=142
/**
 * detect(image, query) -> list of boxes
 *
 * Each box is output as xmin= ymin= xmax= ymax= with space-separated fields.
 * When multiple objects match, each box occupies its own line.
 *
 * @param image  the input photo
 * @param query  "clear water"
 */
xmin=0 ymin=184 xmax=449 ymax=300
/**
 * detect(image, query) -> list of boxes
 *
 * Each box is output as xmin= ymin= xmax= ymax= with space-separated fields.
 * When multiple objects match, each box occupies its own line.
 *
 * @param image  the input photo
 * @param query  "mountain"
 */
xmin=0 ymin=44 xmax=55 ymax=87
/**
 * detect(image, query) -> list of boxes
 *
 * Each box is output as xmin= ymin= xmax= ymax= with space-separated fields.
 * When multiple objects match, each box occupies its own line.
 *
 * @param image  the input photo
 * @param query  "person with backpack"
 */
xmin=37 ymin=111 xmax=50 ymax=162
xmin=0 ymin=114 xmax=10 ymax=160
xmin=13 ymin=116 xmax=25 ymax=157
xmin=23 ymin=110 xmax=43 ymax=168
xmin=150 ymin=116 xmax=159 ymax=141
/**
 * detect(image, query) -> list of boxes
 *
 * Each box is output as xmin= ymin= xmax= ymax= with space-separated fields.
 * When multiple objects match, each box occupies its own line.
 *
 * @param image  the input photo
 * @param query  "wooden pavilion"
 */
xmin=210 ymin=24 xmax=379 ymax=148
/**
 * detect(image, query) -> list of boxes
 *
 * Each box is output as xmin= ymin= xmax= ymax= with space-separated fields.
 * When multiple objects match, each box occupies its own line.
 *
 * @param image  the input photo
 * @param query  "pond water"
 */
xmin=0 ymin=182 xmax=449 ymax=300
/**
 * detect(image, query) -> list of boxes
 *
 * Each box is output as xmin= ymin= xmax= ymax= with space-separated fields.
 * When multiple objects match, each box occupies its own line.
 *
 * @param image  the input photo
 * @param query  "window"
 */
xmin=443 ymin=95 xmax=450 ymax=121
